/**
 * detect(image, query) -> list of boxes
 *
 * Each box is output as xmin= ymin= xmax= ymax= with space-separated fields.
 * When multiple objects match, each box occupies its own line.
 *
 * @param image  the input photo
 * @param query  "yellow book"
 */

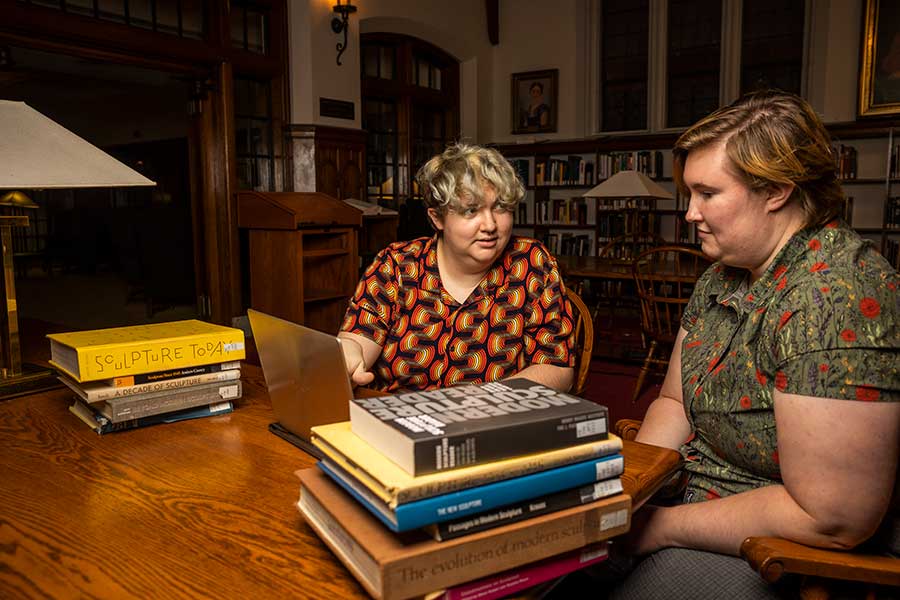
xmin=47 ymin=320 xmax=246 ymax=383
xmin=311 ymin=421 xmax=623 ymax=508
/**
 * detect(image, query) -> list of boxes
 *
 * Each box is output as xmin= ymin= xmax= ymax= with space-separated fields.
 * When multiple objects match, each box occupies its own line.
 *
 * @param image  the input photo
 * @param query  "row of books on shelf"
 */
xmin=509 ymin=157 xmax=595 ymax=188
xmin=298 ymin=378 xmax=629 ymax=600
xmin=516 ymin=197 xmax=659 ymax=228
xmin=887 ymin=196 xmax=900 ymax=229
xmin=834 ymin=142 xmax=900 ymax=180
xmin=596 ymin=197 xmax=657 ymax=211
xmin=884 ymin=239 xmax=900 ymax=270
xmin=597 ymin=213 xmax=656 ymax=239
xmin=508 ymin=150 xmax=665 ymax=188
xmin=597 ymin=151 xmax=664 ymax=180
xmin=541 ymin=232 xmax=593 ymax=256
xmin=47 ymin=319 xmax=246 ymax=434
xmin=835 ymin=144 xmax=858 ymax=180
xmin=527 ymin=197 xmax=590 ymax=225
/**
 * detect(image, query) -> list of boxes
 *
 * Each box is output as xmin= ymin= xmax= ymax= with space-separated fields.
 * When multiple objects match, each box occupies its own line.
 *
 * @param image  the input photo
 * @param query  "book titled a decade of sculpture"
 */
xmin=349 ymin=378 xmax=609 ymax=476
xmin=47 ymin=320 xmax=246 ymax=382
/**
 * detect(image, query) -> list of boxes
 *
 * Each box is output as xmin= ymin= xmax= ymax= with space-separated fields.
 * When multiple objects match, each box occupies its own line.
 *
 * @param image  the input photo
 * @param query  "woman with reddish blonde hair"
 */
xmin=602 ymin=90 xmax=898 ymax=599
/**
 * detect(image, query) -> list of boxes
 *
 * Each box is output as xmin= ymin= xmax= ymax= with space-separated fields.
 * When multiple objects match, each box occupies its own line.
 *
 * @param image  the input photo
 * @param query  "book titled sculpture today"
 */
xmin=349 ymin=378 xmax=609 ymax=476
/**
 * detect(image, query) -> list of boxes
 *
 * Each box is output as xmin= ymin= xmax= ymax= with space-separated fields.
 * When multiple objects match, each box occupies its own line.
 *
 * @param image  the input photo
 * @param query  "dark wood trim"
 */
xmin=491 ymin=132 xmax=683 ymax=156
xmin=1 ymin=0 xmax=284 ymax=77
xmin=486 ymin=0 xmax=499 ymax=45
xmin=493 ymin=121 xmax=900 ymax=156
xmin=826 ymin=120 xmax=900 ymax=140
xmin=195 ymin=62 xmax=241 ymax=325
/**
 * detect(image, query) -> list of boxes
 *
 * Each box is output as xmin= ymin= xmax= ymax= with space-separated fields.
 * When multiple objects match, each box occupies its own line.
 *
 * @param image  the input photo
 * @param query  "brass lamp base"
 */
xmin=0 ymin=363 xmax=61 ymax=401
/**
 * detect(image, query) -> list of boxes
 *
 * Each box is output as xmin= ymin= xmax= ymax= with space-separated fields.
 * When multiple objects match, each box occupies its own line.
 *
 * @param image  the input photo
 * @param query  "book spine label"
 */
xmin=441 ymin=542 xmax=609 ymax=600
xmin=432 ymin=477 xmax=624 ymax=541
xmin=77 ymin=332 xmax=245 ymax=381
xmin=411 ymin=411 xmax=608 ymax=475
xmin=70 ymin=399 xmax=234 ymax=434
xmin=87 ymin=369 xmax=241 ymax=402
xmin=350 ymin=379 xmax=609 ymax=476
xmin=298 ymin=470 xmax=632 ymax=600
xmin=111 ymin=361 xmax=241 ymax=387
xmin=104 ymin=381 xmax=242 ymax=421
xmin=100 ymin=401 xmax=234 ymax=433
xmin=385 ymin=501 xmax=628 ymax=600
xmin=396 ymin=436 xmax=623 ymax=504
xmin=393 ymin=454 xmax=624 ymax=531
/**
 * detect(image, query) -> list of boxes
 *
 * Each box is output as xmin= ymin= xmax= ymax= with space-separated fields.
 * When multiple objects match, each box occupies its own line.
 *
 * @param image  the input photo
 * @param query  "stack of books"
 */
xmin=48 ymin=320 xmax=246 ymax=434
xmin=297 ymin=378 xmax=629 ymax=600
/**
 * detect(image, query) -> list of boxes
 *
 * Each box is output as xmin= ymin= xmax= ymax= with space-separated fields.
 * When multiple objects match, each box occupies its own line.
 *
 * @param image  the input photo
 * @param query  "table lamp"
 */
xmin=0 ymin=100 xmax=155 ymax=399
xmin=581 ymin=169 xmax=674 ymax=203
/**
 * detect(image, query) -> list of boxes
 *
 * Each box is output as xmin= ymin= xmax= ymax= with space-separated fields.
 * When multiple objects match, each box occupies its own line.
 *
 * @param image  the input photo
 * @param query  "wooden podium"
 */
xmin=237 ymin=191 xmax=362 ymax=334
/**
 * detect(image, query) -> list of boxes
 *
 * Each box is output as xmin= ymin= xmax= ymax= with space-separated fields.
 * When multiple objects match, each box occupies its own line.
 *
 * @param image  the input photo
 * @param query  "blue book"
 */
xmin=69 ymin=398 xmax=234 ymax=434
xmin=318 ymin=452 xmax=624 ymax=532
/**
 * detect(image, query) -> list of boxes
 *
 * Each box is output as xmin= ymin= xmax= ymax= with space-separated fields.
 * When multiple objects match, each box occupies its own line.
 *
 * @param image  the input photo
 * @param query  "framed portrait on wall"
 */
xmin=511 ymin=69 xmax=558 ymax=134
xmin=859 ymin=0 xmax=900 ymax=117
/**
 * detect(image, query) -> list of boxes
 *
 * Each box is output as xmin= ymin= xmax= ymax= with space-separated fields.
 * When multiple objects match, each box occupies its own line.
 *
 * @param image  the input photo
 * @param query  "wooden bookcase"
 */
xmin=237 ymin=191 xmax=362 ymax=334
xmin=496 ymin=135 xmax=683 ymax=257
xmin=496 ymin=122 xmax=900 ymax=264
xmin=827 ymin=123 xmax=899 ymax=269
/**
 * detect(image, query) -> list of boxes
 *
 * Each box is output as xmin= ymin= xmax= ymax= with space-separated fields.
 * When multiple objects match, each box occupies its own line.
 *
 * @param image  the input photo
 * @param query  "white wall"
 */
xmin=807 ymin=0 xmax=863 ymax=123
xmin=287 ymin=0 xmax=867 ymax=139
xmin=490 ymin=0 xmax=585 ymax=143
xmin=288 ymin=0 xmax=362 ymax=128
xmin=359 ymin=0 xmax=494 ymax=141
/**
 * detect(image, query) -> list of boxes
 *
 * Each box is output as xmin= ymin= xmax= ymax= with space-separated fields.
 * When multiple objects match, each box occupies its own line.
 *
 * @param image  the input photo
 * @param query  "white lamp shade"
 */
xmin=582 ymin=170 xmax=673 ymax=200
xmin=0 ymin=100 xmax=156 ymax=189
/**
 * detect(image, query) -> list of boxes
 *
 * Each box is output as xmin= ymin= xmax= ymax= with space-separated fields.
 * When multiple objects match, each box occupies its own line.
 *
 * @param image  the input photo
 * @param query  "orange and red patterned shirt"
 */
xmin=678 ymin=220 xmax=898 ymax=506
xmin=340 ymin=236 xmax=575 ymax=392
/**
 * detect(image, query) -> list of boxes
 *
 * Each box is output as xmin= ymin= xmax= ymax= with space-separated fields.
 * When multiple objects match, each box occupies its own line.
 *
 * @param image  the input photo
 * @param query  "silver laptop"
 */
xmin=247 ymin=309 xmax=352 ymax=456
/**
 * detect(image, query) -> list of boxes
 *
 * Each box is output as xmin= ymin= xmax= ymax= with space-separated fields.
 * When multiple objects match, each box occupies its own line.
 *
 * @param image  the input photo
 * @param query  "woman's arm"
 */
xmin=634 ymin=328 xmax=691 ymax=450
xmin=513 ymin=363 xmax=573 ymax=393
xmin=337 ymin=331 xmax=383 ymax=387
xmin=629 ymin=392 xmax=900 ymax=556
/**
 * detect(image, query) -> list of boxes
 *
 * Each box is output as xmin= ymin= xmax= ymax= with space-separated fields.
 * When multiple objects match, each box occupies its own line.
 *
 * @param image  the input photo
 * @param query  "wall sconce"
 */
xmin=331 ymin=0 xmax=357 ymax=66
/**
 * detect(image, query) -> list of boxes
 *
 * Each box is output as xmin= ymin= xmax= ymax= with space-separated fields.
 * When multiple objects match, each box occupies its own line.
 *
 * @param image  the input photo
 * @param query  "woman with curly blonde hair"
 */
xmin=338 ymin=143 xmax=576 ymax=393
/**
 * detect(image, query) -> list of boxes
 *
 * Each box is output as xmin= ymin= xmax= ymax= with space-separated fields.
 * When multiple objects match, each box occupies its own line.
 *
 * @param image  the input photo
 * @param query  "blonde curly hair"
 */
xmin=415 ymin=143 xmax=526 ymax=218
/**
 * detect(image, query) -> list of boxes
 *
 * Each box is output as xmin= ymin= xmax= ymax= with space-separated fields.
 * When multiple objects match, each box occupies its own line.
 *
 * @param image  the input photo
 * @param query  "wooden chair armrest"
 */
xmin=740 ymin=536 xmax=900 ymax=586
xmin=614 ymin=418 xmax=643 ymax=441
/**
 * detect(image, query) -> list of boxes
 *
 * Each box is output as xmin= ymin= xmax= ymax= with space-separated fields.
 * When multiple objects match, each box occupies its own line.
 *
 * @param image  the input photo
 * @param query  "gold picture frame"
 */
xmin=858 ymin=0 xmax=900 ymax=117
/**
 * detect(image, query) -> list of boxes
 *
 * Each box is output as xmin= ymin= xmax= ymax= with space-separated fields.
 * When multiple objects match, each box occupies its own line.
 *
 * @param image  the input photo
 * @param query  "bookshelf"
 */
xmin=497 ymin=136 xmax=684 ymax=257
xmin=828 ymin=123 xmax=900 ymax=269
xmin=496 ymin=123 xmax=900 ymax=266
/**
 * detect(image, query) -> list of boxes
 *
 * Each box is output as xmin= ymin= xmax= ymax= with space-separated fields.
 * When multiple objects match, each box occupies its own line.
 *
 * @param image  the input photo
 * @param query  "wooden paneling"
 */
xmin=238 ymin=192 xmax=361 ymax=334
xmin=194 ymin=63 xmax=241 ymax=326
xmin=286 ymin=125 xmax=366 ymax=201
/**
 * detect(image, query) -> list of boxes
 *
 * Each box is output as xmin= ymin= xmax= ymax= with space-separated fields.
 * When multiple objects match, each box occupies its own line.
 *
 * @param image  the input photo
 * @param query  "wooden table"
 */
xmin=0 ymin=363 xmax=682 ymax=599
xmin=557 ymin=254 xmax=707 ymax=284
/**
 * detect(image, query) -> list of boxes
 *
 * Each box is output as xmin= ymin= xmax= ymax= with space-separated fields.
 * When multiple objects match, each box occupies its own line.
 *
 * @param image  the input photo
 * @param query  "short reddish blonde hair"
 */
xmin=673 ymin=90 xmax=843 ymax=227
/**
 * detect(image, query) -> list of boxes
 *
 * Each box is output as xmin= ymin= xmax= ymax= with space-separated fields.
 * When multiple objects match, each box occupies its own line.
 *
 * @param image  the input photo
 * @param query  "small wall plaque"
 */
xmin=319 ymin=98 xmax=355 ymax=120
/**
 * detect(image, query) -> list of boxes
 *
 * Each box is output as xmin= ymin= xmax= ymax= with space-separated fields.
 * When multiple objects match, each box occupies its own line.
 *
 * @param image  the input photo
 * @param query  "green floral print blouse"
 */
xmin=678 ymin=220 xmax=898 ymax=505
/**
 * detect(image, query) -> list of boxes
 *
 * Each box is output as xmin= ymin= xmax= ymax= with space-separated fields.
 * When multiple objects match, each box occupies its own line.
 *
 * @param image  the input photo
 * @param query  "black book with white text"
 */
xmin=349 ymin=378 xmax=609 ymax=476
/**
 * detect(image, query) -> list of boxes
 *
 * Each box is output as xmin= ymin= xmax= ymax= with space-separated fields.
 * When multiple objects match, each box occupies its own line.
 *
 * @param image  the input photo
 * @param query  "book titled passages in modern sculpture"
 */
xmin=349 ymin=378 xmax=609 ymax=476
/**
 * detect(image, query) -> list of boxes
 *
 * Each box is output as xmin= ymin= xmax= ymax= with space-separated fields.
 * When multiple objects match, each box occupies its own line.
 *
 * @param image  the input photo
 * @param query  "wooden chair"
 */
xmin=613 ymin=419 xmax=900 ymax=597
xmin=567 ymin=289 xmax=594 ymax=396
xmin=587 ymin=232 xmax=666 ymax=330
xmin=630 ymin=245 xmax=711 ymax=403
